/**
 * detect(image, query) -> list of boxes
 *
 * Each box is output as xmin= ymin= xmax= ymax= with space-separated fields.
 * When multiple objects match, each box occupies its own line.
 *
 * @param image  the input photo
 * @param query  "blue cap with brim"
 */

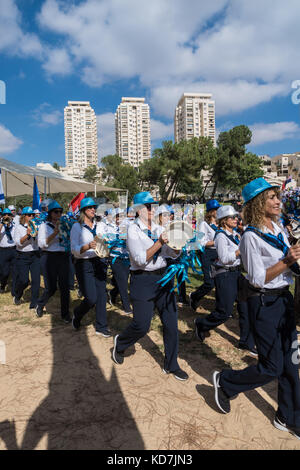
xmin=22 ymin=206 xmax=34 ymax=215
xmin=80 ymin=197 xmax=97 ymax=211
xmin=206 ymin=199 xmax=221 ymax=212
xmin=242 ymin=178 xmax=280 ymax=204
xmin=132 ymin=191 xmax=156 ymax=209
xmin=48 ymin=201 xmax=63 ymax=212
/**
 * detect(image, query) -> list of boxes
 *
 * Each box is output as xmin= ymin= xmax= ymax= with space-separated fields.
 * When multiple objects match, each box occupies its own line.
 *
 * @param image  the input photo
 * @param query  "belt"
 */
xmin=248 ymin=284 xmax=290 ymax=297
xmin=131 ymin=268 xmax=167 ymax=275
xmin=215 ymin=265 xmax=242 ymax=272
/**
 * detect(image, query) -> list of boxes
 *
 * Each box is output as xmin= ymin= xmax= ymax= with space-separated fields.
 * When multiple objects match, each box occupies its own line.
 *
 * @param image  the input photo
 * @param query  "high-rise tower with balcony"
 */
xmin=115 ymin=97 xmax=151 ymax=167
xmin=64 ymin=101 xmax=98 ymax=178
xmin=174 ymin=93 xmax=216 ymax=146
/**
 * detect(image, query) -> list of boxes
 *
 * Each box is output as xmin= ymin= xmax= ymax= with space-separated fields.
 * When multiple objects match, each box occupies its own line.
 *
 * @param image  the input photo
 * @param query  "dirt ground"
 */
xmin=1 ymin=292 xmax=300 ymax=451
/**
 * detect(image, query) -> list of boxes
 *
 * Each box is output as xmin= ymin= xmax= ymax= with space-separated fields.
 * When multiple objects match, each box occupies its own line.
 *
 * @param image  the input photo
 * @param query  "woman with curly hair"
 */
xmin=212 ymin=178 xmax=300 ymax=440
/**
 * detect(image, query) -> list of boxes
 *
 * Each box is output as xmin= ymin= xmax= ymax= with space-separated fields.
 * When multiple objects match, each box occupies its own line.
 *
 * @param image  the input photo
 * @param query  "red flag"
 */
xmin=69 ymin=192 xmax=85 ymax=214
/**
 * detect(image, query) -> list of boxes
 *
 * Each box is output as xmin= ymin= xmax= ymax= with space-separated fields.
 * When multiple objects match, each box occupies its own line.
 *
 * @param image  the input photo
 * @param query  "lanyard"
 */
xmin=210 ymin=223 xmax=218 ymax=231
xmin=244 ymin=226 xmax=289 ymax=256
xmin=214 ymin=228 xmax=240 ymax=246
xmin=83 ymin=224 xmax=97 ymax=237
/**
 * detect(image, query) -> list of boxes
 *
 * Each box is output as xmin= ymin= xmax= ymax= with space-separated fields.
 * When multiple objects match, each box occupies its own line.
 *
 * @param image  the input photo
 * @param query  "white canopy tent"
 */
xmin=0 ymin=157 xmax=124 ymax=198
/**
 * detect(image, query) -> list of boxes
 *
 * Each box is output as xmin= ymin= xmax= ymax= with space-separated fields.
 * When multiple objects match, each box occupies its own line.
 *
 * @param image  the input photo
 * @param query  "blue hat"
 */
xmin=80 ymin=197 xmax=97 ymax=211
xmin=48 ymin=201 xmax=63 ymax=212
xmin=206 ymin=199 xmax=221 ymax=212
xmin=22 ymin=206 xmax=34 ymax=215
xmin=132 ymin=191 xmax=156 ymax=209
xmin=242 ymin=178 xmax=279 ymax=204
xmin=2 ymin=208 xmax=12 ymax=214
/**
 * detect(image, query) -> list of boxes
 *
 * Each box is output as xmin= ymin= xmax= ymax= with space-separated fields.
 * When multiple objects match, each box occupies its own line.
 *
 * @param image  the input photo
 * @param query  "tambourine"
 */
xmin=164 ymin=221 xmax=195 ymax=250
xmin=290 ymin=220 xmax=300 ymax=267
xmin=94 ymin=235 xmax=110 ymax=258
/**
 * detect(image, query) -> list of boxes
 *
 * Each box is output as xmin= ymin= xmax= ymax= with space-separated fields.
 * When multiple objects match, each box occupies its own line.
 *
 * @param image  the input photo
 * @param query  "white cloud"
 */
xmin=2 ymin=0 xmax=300 ymax=120
xmin=32 ymin=103 xmax=62 ymax=127
xmin=0 ymin=0 xmax=43 ymax=58
xmin=150 ymin=81 xmax=288 ymax=119
xmin=42 ymin=48 xmax=73 ymax=76
xmin=0 ymin=124 xmax=23 ymax=154
xmin=97 ymin=113 xmax=116 ymax=159
xmin=151 ymin=119 xmax=173 ymax=141
xmin=249 ymin=122 xmax=300 ymax=146
xmin=36 ymin=0 xmax=300 ymax=117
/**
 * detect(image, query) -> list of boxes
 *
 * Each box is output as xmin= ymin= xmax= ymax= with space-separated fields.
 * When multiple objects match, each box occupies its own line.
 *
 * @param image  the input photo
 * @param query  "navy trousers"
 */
xmin=74 ymin=257 xmax=108 ymax=332
xmin=15 ymin=251 xmax=40 ymax=307
xmin=196 ymin=271 xmax=255 ymax=350
xmin=0 ymin=246 xmax=17 ymax=296
xmin=192 ymin=248 xmax=217 ymax=305
xmin=37 ymin=251 xmax=70 ymax=317
xmin=117 ymin=270 xmax=179 ymax=372
xmin=220 ymin=291 xmax=300 ymax=428
xmin=110 ymin=258 xmax=131 ymax=312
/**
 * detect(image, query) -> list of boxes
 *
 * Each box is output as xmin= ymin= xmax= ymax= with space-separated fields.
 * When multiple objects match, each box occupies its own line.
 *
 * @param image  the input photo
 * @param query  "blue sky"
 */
xmin=0 ymin=0 xmax=300 ymax=168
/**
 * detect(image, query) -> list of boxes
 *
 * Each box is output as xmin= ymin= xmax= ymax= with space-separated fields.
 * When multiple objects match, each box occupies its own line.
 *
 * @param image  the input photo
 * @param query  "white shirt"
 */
xmin=127 ymin=218 xmax=179 ymax=271
xmin=13 ymin=215 xmax=20 ymax=226
xmin=214 ymin=230 xmax=241 ymax=272
xmin=198 ymin=221 xmax=217 ymax=249
xmin=0 ymin=224 xmax=16 ymax=248
xmin=240 ymin=221 xmax=293 ymax=289
xmin=71 ymin=221 xmax=105 ymax=259
xmin=14 ymin=224 xmax=39 ymax=252
xmin=38 ymin=222 xmax=64 ymax=252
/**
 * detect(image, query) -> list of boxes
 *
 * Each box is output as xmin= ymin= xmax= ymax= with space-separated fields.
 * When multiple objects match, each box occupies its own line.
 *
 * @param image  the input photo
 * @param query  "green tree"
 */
xmin=207 ymin=125 xmax=263 ymax=197
xmin=139 ymin=138 xmax=213 ymax=201
xmin=83 ymin=165 xmax=99 ymax=183
xmin=101 ymin=154 xmax=139 ymax=201
xmin=52 ymin=162 xmax=60 ymax=171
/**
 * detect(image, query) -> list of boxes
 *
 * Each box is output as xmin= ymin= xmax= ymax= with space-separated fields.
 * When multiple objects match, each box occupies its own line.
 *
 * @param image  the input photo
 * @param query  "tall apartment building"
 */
xmin=115 ymin=97 xmax=151 ymax=167
xmin=174 ymin=93 xmax=216 ymax=146
xmin=64 ymin=101 xmax=98 ymax=178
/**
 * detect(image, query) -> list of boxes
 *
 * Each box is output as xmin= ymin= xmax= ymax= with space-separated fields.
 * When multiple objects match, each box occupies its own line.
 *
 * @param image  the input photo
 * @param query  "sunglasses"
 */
xmin=227 ymin=215 xmax=238 ymax=219
xmin=53 ymin=210 xmax=63 ymax=214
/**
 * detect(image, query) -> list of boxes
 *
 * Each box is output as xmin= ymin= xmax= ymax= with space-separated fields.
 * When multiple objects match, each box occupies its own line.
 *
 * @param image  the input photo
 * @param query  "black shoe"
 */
xmin=72 ymin=315 xmax=81 ymax=331
xmin=29 ymin=304 xmax=37 ymax=309
xmin=77 ymin=289 xmax=83 ymax=299
xmin=189 ymin=292 xmax=198 ymax=311
xmin=112 ymin=335 xmax=124 ymax=364
xmin=35 ymin=305 xmax=44 ymax=318
xmin=212 ymin=371 xmax=231 ymax=414
xmin=0 ymin=286 xmax=5 ymax=294
xmin=13 ymin=296 xmax=21 ymax=305
xmin=96 ymin=329 xmax=112 ymax=338
xmin=163 ymin=368 xmax=189 ymax=381
xmin=274 ymin=413 xmax=300 ymax=440
xmin=62 ymin=314 xmax=72 ymax=324
xmin=194 ymin=319 xmax=205 ymax=342
xmin=238 ymin=343 xmax=258 ymax=357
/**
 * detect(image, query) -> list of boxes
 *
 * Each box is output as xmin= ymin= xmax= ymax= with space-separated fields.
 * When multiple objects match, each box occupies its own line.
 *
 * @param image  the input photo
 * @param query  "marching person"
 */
xmin=70 ymin=197 xmax=111 ymax=337
xmin=35 ymin=201 xmax=71 ymax=322
xmin=0 ymin=208 xmax=17 ymax=296
xmin=212 ymin=178 xmax=300 ymax=440
xmin=107 ymin=208 xmax=132 ymax=315
xmin=13 ymin=207 xmax=40 ymax=308
xmin=155 ymin=204 xmax=188 ymax=307
xmin=189 ymin=200 xmax=221 ymax=311
xmin=112 ymin=191 xmax=189 ymax=381
xmin=194 ymin=205 xmax=256 ymax=355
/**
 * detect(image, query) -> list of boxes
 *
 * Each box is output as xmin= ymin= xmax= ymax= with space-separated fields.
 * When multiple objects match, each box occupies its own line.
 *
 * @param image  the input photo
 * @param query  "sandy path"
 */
xmin=0 ymin=305 xmax=300 ymax=450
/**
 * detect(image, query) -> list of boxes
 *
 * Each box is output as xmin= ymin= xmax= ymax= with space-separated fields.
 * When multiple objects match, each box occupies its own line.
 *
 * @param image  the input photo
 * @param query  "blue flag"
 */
xmin=32 ymin=177 xmax=41 ymax=211
xmin=0 ymin=169 xmax=5 ymax=205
